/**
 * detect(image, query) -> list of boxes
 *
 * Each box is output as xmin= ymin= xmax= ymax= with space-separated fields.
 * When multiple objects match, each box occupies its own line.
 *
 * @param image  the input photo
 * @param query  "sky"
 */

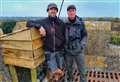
xmin=0 ymin=0 xmax=120 ymax=17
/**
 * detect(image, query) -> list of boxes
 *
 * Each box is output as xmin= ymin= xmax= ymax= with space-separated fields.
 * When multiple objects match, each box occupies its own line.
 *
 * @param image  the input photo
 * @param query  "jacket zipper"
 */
xmin=52 ymin=21 xmax=56 ymax=52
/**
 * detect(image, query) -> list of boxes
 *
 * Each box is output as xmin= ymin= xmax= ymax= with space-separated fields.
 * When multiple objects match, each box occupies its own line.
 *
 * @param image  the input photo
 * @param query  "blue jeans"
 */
xmin=65 ymin=53 xmax=86 ymax=82
xmin=45 ymin=51 xmax=65 ymax=74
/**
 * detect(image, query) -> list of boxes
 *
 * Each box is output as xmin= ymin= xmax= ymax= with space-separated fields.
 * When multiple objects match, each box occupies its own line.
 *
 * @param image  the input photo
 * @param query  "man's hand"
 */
xmin=39 ymin=26 xmax=46 ymax=37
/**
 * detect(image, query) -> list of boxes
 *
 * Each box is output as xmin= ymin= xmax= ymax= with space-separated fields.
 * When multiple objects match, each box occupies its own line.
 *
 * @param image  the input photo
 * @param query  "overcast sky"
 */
xmin=0 ymin=0 xmax=120 ymax=17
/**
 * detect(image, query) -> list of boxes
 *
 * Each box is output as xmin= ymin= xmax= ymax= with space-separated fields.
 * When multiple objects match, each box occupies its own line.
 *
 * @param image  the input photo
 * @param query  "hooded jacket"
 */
xmin=64 ymin=16 xmax=87 ymax=55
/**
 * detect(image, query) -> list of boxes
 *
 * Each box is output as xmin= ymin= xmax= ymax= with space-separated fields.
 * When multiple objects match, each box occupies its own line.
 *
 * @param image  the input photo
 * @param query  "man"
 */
xmin=38 ymin=3 xmax=65 ymax=81
xmin=64 ymin=5 xmax=87 ymax=82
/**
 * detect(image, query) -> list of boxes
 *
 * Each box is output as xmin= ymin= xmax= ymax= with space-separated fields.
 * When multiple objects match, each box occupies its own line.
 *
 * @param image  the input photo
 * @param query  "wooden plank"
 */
xmin=0 ymin=28 xmax=41 ymax=41
xmin=13 ymin=21 xmax=28 ymax=32
xmin=2 ymin=48 xmax=44 ymax=60
xmin=13 ymin=21 xmax=41 ymax=40
xmin=3 ymin=54 xmax=45 ymax=69
xmin=2 ymin=48 xmax=33 ymax=60
xmin=0 ymin=73 xmax=3 ymax=82
xmin=0 ymin=38 xmax=43 ymax=50
xmin=1 ymin=40 xmax=32 ymax=50
xmin=33 ymin=54 xmax=45 ymax=68
xmin=33 ymin=48 xmax=45 ymax=59
xmin=32 ymin=38 xmax=43 ymax=50
xmin=30 ymin=28 xmax=42 ymax=40
xmin=6 ymin=80 xmax=9 ymax=82
xmin=0 ymin=28 xmax=31 ymax=41
xmin=31 ymin=68 xmax=37 ymax=82
xmin=8 ymin=65 xmax=18 ymax=82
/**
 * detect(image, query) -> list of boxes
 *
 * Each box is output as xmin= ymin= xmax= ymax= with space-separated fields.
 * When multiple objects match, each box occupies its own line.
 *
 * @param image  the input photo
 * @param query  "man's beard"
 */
xmin=49 ymin=13 xmax=57 ymax=17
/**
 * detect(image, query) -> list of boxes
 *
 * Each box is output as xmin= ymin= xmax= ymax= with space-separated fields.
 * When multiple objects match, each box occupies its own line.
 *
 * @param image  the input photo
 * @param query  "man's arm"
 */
xmin=26 ymin=20 xmax=46 ymax=37
xmin=26 ymin=20 xmax=41 ymax=28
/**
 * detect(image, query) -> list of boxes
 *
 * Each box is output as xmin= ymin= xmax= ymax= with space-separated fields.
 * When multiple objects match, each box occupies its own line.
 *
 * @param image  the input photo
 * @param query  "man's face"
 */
xmin=67 ymin=9 xmax=76 ymax=20
xmin=48 ymin=7 xmax=57 ymax=17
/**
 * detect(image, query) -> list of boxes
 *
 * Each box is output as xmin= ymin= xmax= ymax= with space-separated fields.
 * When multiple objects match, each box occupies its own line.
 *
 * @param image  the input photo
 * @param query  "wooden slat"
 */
xmin=33 ymin=48 xmax=44 ymax=59
xmin=2 ymin=48 xmax=44 ymax=60
xmin=12 ymin=21 xmax=27 ymax=32
xmin=0 ymin=73 xmax=3 ymax=82
xmin=8 ymin=65 xmax=18 ymax=82
xmin=0 ymin=28 xmax=41 ymax=41
xmin=2 ymin=48 xmax=33 ymax=60
xmin=3 ymin=54 xmax=45 ymax=69
xmin=30 ymin=28 xmax=41 ymax=40
xmin=31 ymin=68 xmax=37 ymax=82
xmin=1 ymin=40 xmax=32 ymax=50
xmin=0 ymin=38 xmax=43 ymax=50
xmin=32 ymin=38 xmax=43 ymax=50
xmin=0 ymin=29 xmax=31 ymax=41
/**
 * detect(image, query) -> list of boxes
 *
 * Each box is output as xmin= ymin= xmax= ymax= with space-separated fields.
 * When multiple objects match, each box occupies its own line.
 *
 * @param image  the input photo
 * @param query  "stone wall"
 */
xmin=84 ymin=21 xmax=120 ymax=71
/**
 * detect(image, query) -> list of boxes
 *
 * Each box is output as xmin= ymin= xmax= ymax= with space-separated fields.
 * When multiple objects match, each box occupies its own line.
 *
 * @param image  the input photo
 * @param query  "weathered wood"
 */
xmin=30 ymin=28 xmax=41 ymax=40
xmin=0 ymin=28 xmax=30 ymax=40
xmin=31 ymin=68 xmax=37 ymax=82
xmin=32 ymin=39 xmax=43 ymax=50
xmin=13 ymin=21 xmax=28 ymax=32
xmin=0 ymin=73 xmax=3 ymax=82
xmin=33 ymin=48 xmax=44 ymax=59
xmin=3 ymin=54 xmax=45 ymax=69
xmin=2 ymin=48 xmax=44 ymax=60
xmin=0 ymin=27 xmax=45 ymax=68
xmin=8 ymin=65 xmax=18 ymax=82
xmin=0 ymin=38 xmax=43 ymax=50
xmin=0 ymin=28 xmax=41 ymax=41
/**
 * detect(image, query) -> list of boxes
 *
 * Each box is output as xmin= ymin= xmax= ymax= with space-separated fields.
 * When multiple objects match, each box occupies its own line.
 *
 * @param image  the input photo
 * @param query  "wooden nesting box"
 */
xmin=0 ymin=28 xmax=45 ymax=69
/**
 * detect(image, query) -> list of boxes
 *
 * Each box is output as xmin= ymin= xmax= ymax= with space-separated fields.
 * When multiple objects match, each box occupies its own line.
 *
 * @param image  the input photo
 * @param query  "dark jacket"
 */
xmin=30 ymin=17 xmax=65 ymax=52
xmin=64 ymin=16 xmax=87 ymax=55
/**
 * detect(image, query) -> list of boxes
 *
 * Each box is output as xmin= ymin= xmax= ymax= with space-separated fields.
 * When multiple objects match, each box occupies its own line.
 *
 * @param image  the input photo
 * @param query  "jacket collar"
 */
xmin=65 ymin=16 xmax=81 ymax=24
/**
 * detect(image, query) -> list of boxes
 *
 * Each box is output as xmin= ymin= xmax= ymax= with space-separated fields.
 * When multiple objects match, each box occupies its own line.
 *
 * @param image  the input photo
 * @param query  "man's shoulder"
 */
xmin=38 ymin=17 xmax=50 ymax=26
xmin=75 ymin=17 xmax=85 ymax=25
xmin=26 ymin=20 xmax=42 ymax=28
